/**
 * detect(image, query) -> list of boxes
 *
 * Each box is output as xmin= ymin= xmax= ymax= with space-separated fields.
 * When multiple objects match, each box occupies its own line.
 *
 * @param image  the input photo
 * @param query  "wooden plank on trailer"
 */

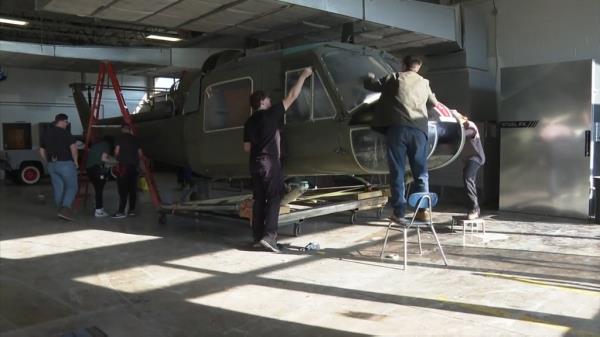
xmin=357 ymin=190 xmax=383 ymax=200
xmin=238 ymin=200 xmax=291 ymax=219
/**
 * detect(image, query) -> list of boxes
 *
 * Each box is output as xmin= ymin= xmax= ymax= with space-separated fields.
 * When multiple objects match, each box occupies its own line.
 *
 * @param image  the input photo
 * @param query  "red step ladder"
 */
xmin=77 ymin=62 xmax=161 ymax=209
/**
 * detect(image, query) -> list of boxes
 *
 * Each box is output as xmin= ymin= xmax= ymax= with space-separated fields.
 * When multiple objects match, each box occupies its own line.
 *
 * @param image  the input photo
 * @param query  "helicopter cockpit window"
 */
xmin=204 ymin=77 xmax=252 ymax=131
xmin=284 ymin=70 xmax=335 ymax=123
xmin=322 ymin=52 xmax=392 ymax=112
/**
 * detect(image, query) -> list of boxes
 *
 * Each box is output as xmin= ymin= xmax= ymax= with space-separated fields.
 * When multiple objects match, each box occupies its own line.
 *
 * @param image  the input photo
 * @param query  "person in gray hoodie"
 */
xmin=454 ymin=112 xmax=486 ymax=219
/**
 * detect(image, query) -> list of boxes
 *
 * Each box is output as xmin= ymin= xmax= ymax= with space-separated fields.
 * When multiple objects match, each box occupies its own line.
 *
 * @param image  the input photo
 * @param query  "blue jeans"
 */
xmin=386 ymin=125 xmax=429 ymax=217
xmin=47 ymin=161 xmax=78 ymax=208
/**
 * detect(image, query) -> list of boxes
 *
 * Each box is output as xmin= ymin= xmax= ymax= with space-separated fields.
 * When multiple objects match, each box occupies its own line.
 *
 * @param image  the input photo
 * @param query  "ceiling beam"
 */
xmin=276 ymin=0 xmax=461 ymax=45
xmin=0 ymin=40 xmax=227 ymax=69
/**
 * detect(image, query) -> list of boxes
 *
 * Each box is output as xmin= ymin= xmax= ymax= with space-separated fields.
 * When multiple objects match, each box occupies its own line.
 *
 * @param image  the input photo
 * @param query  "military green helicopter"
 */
xmin=74 ymin=42 xmax=464 ymax=180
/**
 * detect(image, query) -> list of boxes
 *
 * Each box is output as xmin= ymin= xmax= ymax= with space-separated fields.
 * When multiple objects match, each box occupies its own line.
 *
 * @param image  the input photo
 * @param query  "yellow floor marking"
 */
xmin=479 ymin=272 xmax=600 ymax=297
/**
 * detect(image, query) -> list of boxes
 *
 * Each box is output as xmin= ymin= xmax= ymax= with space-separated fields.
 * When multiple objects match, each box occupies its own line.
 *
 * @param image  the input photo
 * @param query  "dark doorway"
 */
xmin=3 ymin=123 xmax=32 ymax=150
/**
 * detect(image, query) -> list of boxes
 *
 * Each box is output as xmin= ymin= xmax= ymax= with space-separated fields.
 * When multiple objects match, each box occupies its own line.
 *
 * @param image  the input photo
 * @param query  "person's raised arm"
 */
xmin=283 ymin=67 xmax=312 ymax=111
xmin=364 ymin=73 xmax=385 ymax=92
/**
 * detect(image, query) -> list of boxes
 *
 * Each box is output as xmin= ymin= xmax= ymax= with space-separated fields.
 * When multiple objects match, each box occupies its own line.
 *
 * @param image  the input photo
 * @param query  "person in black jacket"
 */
xmin=112 ymin=124 xmax=143 ymax=219
xmin=243 ymin=67 xmax=312 ymax=252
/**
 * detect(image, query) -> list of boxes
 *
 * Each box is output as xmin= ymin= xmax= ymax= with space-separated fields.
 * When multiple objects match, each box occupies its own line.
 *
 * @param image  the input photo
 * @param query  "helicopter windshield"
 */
xmin=322 ymin=51 xmax=394 ymax=112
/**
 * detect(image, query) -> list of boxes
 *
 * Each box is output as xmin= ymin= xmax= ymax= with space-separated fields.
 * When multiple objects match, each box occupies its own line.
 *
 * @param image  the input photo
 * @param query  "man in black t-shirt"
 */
xmin=40 ymin=113 xmax=79 ymax=221
xmin=243 ymin=67 xmax=312 ymax=252
xmin=112 ymin=124 xmax=143 ymax=219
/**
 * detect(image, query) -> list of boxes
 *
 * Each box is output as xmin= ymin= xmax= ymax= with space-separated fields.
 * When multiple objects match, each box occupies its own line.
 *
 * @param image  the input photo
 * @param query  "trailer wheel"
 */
xmin=293 ymin=223 xmax=301 ymax=237
xmin=350 ymin=211 xmax=357 ymax=224
xmin=158 ymin=213 xmax=167 ymax=226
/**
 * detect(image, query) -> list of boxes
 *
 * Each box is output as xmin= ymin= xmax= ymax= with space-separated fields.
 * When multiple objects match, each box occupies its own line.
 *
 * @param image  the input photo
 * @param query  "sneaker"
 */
xmin=259 ymin=236 xmax=281 ymax=253
xmin=467 ymin=209 xmax=480 ymax=220
xmin=415 ymin=209 xmax=431 ymax=222
xmin=111 ymin=212 xmax=127 ymax=219
xmin=94 ymin=209 xmax=109 ymax=218
xmin=58 ymin=207 xmax=75 ymax=221
xmin=127 ymin=210 xmax=136 ymax=217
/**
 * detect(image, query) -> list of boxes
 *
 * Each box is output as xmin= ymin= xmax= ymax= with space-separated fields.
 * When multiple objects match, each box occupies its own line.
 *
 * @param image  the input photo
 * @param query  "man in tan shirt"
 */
xmin=365 ymin=55 xmax=438 ymax=222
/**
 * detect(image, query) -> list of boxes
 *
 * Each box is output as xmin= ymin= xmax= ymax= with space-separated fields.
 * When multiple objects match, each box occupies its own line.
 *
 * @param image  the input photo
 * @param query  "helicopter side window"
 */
xmin=285 ymin=69 xmax=311 ymax=123
xmin=204 ymin=77 xmax=252 ymax=131
xmin=313 ymin=72 xmax=335 ymax=119
xmin=284 ymin=70 xmax=335 ymax=123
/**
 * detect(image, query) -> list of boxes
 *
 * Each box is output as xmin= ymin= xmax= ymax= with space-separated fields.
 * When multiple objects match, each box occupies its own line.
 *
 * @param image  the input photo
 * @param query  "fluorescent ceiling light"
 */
xmin=146 ymin=34 xmax=182 ymax=42
xmin=0 ymin=17 xmax=29 ymax=26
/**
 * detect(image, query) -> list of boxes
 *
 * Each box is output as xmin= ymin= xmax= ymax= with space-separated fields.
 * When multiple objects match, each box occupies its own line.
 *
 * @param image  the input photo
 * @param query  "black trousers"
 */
xmin=87 ymin=165 xmax=107 ymax=209
xmin=463 ymin=160 xmax=481 ymax=212
xmin=250 ymin=156 xmax=283 ymax=242
xmin=117 ymin=164 xmax=138 ymax=213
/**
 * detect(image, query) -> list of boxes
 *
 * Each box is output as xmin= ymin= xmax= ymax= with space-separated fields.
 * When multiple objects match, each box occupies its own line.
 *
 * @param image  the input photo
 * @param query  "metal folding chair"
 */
xmin=380 ymin=192 xmax=449 ymax=270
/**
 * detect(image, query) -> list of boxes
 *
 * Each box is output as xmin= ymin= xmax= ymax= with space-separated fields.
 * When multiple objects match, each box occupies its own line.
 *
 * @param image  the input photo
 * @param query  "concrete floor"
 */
xmin=1 ymin=176 xmax=599 ymax=337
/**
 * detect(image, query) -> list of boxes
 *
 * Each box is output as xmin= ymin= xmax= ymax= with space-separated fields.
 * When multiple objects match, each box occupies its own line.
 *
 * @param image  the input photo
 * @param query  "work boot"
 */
xmin=58 ymin=207 xmax=75 ymax=221
xmin=415 ymin=209 xmax=431 ymax=222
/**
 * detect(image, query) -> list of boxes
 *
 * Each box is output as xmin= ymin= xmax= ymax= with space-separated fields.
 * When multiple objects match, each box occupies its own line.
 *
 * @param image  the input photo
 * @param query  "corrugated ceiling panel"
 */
xmin=254 ymin=23 xmax=318 ymax=41
xmin=141 ymin=0 xmax=228 ymax=27
xmin=233 ymin=0 xmax=285 ymax=13
xmin=183 ymin=6 xmax=256 ymax=32
xmin=242 ymin=6 xmax=317 ymax=29
xmin=182 ymin=19 xmax=232 ymax=33
xmin=94 ymin=0 xmax=179 ymax=22
xmin=219 ymin=25 xmax=269 ymax=36
xmin=38 ymin=0 xmax=113 ymax=16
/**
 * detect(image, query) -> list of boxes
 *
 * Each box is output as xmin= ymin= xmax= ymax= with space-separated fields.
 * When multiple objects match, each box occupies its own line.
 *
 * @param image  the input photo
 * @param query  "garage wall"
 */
xmin=495 ymin=0 xmax=600 ymax=67
xmin=0 ymin=66 xmax=148 ymax=149
xmin=455 ymin=0 xmax=600 ymax=70
xmin=427 ymin=0 xmax=600 ymax=207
